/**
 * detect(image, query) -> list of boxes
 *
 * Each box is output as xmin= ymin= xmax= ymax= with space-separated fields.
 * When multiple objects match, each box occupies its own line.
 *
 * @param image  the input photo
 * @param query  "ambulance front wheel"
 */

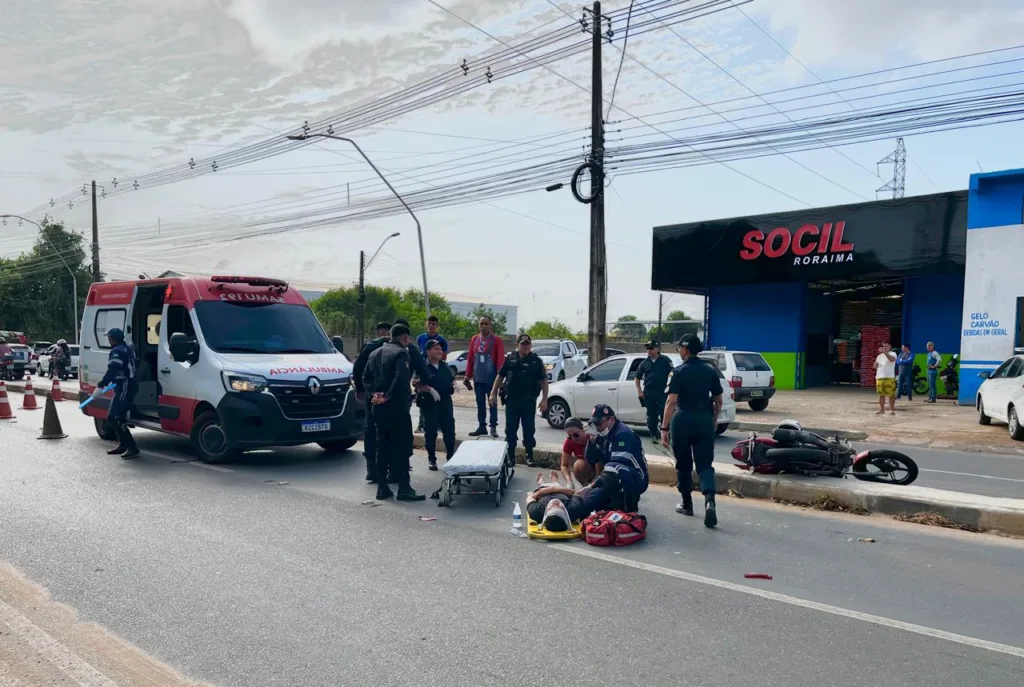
xmin=191 ymin=410 xmax=238 ymax=464
xmin=94 ymin=417 xmax=117 ymax=441
xmin=317 ymin=438 xmax=358 ymax=453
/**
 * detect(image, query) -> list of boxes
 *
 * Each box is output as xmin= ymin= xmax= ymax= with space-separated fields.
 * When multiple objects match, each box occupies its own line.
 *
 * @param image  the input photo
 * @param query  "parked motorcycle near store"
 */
xmin=731 ymin=420 xmax=919 ymax=485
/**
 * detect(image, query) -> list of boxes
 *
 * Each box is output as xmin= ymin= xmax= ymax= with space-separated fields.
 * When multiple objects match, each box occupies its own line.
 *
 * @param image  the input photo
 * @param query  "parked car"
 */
xmin=7 ymin=343 xmax=31 ymax=379
xmin=976 ymin=354 xmax=1024 ymax=440
xmin=447 ymin=349 xmax=468 ymax=376
xmin=37 ymin=344 xmax=80 ymax=379
xmin=532 ymin=338 xmax=587 ymax=382
xmin=26 ymin=341 xmax=52 ymax=374
xmin=543 ymin=353 xmax=736 ymax=435
xmin=698 ymin=350 xmax=775 ymax=411
xmin=578 ymin=347 xmax=626 ymax=361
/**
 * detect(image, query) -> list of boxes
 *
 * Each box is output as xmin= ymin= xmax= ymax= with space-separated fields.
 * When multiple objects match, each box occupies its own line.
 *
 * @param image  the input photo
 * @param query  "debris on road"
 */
xmin=277 ymin=481 xmax=289 ymax=485
xmin=744 ymin=573 xmax=773 ymax=580
xmin=894 ymin=511 xmax=980 ymax=532
xmin=418 ymin=516 xmax=437 ymax=522
xmin=361 ymin=500 xmax=382 ymax=507
xmin=857 ymin=537 xmax=877 ymax=543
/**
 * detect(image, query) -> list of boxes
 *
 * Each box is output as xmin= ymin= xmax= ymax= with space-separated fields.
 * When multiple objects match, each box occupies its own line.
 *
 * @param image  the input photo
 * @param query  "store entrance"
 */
xmin=803 ymin=280 xmax=904 ymax=388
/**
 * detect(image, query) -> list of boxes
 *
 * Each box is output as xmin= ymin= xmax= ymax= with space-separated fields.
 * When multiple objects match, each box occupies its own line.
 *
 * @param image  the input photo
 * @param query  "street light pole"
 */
xmin=286 ymin=132 xmax=431 ymax=317
xmin=357 ymin=232 xmax=400 ymax=348
xmin=1 ymin=214 xmax=79 ymax=343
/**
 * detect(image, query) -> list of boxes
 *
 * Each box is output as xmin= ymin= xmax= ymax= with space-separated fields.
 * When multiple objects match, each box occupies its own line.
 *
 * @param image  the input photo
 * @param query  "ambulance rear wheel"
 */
xmin=94 ymin=417 xmax=117 ymax=441
xmin=191 ymin=411 xmax=237 ymax=464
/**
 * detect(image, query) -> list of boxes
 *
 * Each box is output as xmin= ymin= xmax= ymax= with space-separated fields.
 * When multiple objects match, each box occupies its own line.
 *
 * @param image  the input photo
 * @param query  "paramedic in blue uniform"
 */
xmin=352 ymin=321 xmax=391 ymax=483
xmin=92 ymin=327 xmax=140 ymax=459
xmin=584 ymin=404 xmax=649 ymax=510
xmin=362 ymin=323 xmax=425 ymax=502
xmin=418 ymin=339 xmax=456 ymax=470
xmin=415 ymin=314 xmax=448 ymax=433
xmin=662 ymin=333 xmax=723 ymax=528
xmin=490 ymin=333 xmax=548 ymax=467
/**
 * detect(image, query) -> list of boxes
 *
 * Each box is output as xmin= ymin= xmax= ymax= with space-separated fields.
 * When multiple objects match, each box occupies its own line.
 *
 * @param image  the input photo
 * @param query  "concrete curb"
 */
xmin=416 ymin=434 xmax=1024 ymax=536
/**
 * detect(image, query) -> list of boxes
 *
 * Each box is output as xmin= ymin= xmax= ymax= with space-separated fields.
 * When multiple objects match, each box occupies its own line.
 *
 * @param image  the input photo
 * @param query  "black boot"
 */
xmin=376 ymin=484 xmax=394 ymax=500
xmin=489 ymin=426 xmax=499 ymax=439
xmin=396 ymin=485 xmax=426 ymax=502
xmin=525 ymin=450 xmax=538 ymax=468
xmin=704 ymin=494 xmax=718 ymax=529
xmin=106 ymin=444 xmax=127 ymax=455
xmin=428 ymin=456 xmax=438 ymax=471
xmin=468 ymin=426 xmax=487 ymax=437
xmin=364 ymin=456 xmax=377 ymax=484
xmin=675 ymin=493 xmax=694 ymax=516
xmin=115 ymin=423 xmax=140 ymax=459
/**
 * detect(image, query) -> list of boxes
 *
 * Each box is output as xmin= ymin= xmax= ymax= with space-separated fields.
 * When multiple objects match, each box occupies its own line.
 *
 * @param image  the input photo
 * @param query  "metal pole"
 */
xmin=657 ymin=293 xmax=663 ymax=341
xmin=357 ymin=250 xmax=366 ymax=348
xmin=91 ymin=180 xmax=100 ymax=282
xmin=1 ymin=215 xmax=78 ymax=343
xmin=587 ymin=0 xmax=607 ymax=367
xmin=287 ymin=133 xmax=430 ymax=317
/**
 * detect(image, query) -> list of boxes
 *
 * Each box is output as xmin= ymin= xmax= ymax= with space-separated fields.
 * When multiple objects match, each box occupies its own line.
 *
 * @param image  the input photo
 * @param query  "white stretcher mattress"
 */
xmin=442 ymin=440 xmax=508 ymax=477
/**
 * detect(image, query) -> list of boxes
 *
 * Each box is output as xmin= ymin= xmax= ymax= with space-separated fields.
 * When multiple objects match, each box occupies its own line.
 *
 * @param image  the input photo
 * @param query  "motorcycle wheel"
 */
xmin=913 ymin=379 xmax=929 ymax=396
xmin=852 ymin=450 xmax=918 ymax=486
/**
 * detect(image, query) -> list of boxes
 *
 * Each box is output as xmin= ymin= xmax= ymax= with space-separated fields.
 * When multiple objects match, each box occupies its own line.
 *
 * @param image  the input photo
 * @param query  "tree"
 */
xmin=611 ymin=314 xmax=647 ymax=342
xmin=666 ymin=310 xmax=690 ymax=321
xmin=525 ymin=319 xmax=575 ymax=339
xmin=467 ymin=305 xmax=507 ymax=337
xmin=0 ymin=220 xmax=93 ymax=341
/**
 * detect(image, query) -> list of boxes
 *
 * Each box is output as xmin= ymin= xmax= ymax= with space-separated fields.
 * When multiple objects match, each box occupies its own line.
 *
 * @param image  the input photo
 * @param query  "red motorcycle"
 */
xmin=731 ymin=420 xmax=919 ymax=486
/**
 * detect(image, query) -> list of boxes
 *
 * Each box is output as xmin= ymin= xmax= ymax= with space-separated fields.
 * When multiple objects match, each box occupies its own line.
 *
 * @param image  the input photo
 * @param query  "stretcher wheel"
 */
xmin=440 ymin=479 xmax=454 ymax=507
xmin=494 ymin=482 xmax=502 ymax=507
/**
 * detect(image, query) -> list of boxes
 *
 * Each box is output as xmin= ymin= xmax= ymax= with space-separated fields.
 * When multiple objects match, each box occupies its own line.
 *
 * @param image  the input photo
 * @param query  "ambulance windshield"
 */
xmin=193 ymin=301 xmax=334 ymax=355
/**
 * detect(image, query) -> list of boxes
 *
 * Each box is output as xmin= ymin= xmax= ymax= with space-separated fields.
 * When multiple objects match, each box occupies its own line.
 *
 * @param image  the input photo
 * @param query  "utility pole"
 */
xmin=587 ymin=0 xmax=607 ymax=367
xmin=357 ymin=250 xmax=366 ymax=348
xmin=90 ymin=180 xmax=100 ymax=281
xmin=876 ymin=138 xmax=906 ymax=199
xmin=656 ymin=293 xmax=663 ymax=342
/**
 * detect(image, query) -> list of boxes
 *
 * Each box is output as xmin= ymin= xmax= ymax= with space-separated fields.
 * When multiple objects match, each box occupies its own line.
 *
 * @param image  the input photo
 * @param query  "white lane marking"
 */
xmin=919 ymin=468 xmax=1024 ymax=483
xmin=550 ymin=544 xmax=1024 ymax=659
xmin=0 ymin=598 xmax=117 ymax=687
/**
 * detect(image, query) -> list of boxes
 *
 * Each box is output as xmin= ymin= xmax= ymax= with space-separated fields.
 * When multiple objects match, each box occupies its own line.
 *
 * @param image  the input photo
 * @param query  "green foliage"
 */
xmin=525 ymin=319 xmax=575 ymax=339
xmin=310 ymin=285 xmax=506 ymax=340
xmin=611 ymin=314 xmax=647 ymax=342
xmin=0 ymin=220 xmax=94 ymax=341
xmin=666 ymin=310 xmax=689 ymax=321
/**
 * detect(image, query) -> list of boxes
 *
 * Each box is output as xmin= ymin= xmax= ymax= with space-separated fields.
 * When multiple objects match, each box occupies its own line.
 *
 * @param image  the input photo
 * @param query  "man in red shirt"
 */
xmin=463 ymin=315 xmax=505 ymax=438
xmin=560 ymin=418 xmax=595 ymax=487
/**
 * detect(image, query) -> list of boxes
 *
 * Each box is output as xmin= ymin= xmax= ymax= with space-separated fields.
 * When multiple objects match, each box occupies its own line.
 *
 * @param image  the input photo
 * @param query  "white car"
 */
xmin=543 ymin=353 xmax=737 ymax=435
xmin=976 ymin=354 xmax=1024 ymax=440
xmin=446 ymin=350 xmax=468 ymax=376
xmin=699 ymin=350 xmax=776 ymax=411
xmin=36 ymin=344 xmax=80 ymax=379
xmin=532 ymin=338 xmax=586 ymax=382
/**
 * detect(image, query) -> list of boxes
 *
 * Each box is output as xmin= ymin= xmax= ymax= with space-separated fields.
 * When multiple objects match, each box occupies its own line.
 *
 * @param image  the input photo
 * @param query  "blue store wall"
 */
xmin=903 ymin=273 xmax=964 ymax=354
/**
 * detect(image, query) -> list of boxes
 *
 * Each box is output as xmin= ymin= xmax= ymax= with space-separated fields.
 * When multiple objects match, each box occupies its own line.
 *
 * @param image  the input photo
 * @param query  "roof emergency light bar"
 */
xmin=210 ymin=275 xmax=289 ymax=291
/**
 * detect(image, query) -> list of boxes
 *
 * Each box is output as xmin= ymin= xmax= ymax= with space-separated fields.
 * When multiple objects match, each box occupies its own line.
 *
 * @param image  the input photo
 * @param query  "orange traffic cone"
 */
xmin=0 ymin=381 xmax=14 ymax=420
xmin=21 ymin=378 xmax=39 ymax=410
xmin=38 ymin=393 xmax=67 ymax=440
xmin=51 ymin=378 xmax=64 ymax=402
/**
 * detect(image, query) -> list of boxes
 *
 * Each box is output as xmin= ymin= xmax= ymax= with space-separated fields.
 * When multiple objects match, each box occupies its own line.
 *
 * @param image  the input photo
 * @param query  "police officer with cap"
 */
xmin=352 ymin=321 xmax=392 ymax=483
xmin=92 ymin=327 xmax=140 ymax=459
xmin=634 ymin=339 xmax=673 ymax=443
xmin=361 ymin=323 xmax=425 ymax=501
xmin=490 ymin=333 xmax=548 ymax=467
xmin=661 ymin=333 xmax=723 ymax=527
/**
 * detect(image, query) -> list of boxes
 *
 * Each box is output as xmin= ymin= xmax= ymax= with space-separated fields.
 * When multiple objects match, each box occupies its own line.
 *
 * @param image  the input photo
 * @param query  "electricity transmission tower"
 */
xmin=876 ymin=138 xmax=907 ymax=199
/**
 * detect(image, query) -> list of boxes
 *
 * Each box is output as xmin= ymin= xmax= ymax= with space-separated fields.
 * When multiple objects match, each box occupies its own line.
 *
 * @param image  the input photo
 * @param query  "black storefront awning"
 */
xmin=651 ymin=191 xmax=967 ymax=291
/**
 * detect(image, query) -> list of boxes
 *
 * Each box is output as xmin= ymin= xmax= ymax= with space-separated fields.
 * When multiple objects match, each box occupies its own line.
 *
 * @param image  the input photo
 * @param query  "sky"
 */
xmin=3 ymin=0 xmax=1024 ymax=329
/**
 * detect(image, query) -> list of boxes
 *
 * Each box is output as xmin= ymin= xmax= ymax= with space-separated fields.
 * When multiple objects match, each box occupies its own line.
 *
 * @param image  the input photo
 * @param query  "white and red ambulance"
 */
xmin=80 ymin=275 xmax=365 ymax=463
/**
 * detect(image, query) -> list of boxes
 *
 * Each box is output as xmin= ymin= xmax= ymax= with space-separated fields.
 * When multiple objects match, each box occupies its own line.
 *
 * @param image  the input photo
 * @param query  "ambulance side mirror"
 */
xmin=331 ymin=336 xmax=345 ymax=354
xmin=169 ymin=333 xmax=191 ymax=363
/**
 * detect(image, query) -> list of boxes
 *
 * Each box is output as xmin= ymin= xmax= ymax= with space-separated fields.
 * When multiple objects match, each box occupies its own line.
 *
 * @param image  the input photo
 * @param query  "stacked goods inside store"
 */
xmin=837 ymin=301 xmax=870 ymax=364
xmin=859 ymin=325 xmax=892 ymax=387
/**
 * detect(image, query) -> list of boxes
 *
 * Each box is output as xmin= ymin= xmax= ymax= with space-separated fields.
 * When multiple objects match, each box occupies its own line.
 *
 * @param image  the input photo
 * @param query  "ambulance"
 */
xmin=79 ymin=275 xmax=365 ymax=463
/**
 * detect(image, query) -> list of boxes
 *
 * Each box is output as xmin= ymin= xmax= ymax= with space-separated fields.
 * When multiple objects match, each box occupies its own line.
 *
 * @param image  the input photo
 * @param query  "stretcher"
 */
xmin=436 ymin=439 xmax=514 ymax=508
xmin=527 ymin=516 xmax=582 ymax=541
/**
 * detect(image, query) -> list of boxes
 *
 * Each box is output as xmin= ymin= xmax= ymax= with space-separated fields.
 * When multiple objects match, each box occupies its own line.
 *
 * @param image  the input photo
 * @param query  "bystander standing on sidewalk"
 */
xmin=464 ymin=315 xmax=504 ymax=438
xmin=415 ymin=315 xmax=448 ymax=433
xmin=635 ymin=340 xmax=673 ymax=444
xmin=895 ymin=344 xmax=914 ymax=401
xmin=926 ymin=341 xmax=942 ymax=403
xmin=875 ymin=343 xmax=897 ymax=415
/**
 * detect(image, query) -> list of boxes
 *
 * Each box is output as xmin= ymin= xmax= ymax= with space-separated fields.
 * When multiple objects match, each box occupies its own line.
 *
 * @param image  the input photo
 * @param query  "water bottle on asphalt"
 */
xmin=512 ymin=502 xmax=523 ymax=529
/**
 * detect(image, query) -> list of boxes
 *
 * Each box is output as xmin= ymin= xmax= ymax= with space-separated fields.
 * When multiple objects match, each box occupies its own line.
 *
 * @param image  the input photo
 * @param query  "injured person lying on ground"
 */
xmin=526 ymin=466 xmax=639 ymax=532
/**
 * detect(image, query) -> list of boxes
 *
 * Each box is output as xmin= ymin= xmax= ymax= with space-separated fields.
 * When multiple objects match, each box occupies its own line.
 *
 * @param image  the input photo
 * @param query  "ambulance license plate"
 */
xmin=750 ymin=390 xmax=763 ymax=398
xmin=301 ymin=420 xmax=331 ymax=433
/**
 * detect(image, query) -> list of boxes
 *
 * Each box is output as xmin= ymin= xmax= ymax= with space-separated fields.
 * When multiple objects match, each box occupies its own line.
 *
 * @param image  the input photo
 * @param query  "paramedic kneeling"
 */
xmin=662 ymin=333 xmax=722 ymax=528
xmin=583 ymin=405 xmax=649 ymax=510
xmin=527 ymin=470 xmax=634 ymax=529
xmin=93 ymin=327 xmax=140 ymax=459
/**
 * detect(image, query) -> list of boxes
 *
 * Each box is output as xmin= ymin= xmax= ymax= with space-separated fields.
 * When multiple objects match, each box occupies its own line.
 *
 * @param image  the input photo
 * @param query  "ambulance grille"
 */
xmin=267 ymin=379 xmax=349 ymax=420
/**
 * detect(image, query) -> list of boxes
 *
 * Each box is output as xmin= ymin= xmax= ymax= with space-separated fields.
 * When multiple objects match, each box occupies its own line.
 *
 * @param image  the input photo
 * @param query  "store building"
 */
xmin=651 ymin=191 xmax=969 ymax=391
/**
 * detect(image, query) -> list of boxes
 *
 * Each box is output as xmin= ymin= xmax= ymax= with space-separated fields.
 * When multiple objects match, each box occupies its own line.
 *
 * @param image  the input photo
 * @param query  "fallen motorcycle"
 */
xmin=731 ymin=420 xmax=919 ymax=486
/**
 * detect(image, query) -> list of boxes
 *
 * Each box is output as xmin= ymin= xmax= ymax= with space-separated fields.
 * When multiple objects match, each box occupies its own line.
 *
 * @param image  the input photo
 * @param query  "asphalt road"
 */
xmin=448 ymin=407 xmax=1024 ymax=499
xmin=1 ymin=402 xmax=1023 ymax=686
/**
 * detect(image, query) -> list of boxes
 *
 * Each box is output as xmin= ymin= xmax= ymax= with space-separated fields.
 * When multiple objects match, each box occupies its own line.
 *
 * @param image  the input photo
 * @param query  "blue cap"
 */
xmin=588 ymin=404 xmax=615 ymax=424
xmin=106 ymin=327 xmax=125 ymax=342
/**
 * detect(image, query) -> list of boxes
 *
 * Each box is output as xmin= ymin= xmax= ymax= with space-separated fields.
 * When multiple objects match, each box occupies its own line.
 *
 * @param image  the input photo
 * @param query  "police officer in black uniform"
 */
xmin=352 ymin=321 xmax=392 ymax=483
xmin=92 ymin=327 xmax=140 ymax=459
xmin=634 ymin=340 xmax=673 ymax=443
xmin=418 ymin=339 xmax=456 ymax=470
xmin=661 ymin=333 xmax=723 ymax=528
xmin=361 ymin=323 xmax=425 ymax=502
xmin=490 ymin=333 xmax=548 ymax=467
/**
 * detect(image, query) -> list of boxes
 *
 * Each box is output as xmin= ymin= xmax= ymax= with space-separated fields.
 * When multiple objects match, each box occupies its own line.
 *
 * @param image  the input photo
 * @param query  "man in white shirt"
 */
xmin=874 ymin=342 xmax=897 ymax=415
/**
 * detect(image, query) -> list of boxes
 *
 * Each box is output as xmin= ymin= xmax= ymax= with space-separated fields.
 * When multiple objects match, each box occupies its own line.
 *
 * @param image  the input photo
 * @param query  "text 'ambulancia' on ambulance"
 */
xmin=80 ymin=275 xmax=365 ymax=463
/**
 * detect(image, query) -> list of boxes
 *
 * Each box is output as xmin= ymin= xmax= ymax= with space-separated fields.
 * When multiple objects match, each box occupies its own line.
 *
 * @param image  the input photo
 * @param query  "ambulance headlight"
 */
xmin=222 ymin=371 xmax=268 ymax=393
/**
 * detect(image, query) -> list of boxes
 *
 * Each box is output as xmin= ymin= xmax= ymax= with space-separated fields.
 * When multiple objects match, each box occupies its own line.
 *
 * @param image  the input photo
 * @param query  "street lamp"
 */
xmin=286 ymin=132 xmax=431 ymax=317
xmin=357 ymin=231 xmax=401 ymax=347
xmin=1 ymin=214 xmax=79 ymax=343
